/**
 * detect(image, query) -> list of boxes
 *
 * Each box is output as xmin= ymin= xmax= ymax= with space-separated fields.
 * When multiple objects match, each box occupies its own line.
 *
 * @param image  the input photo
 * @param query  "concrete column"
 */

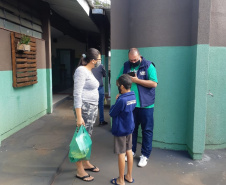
xmin=41 ymin=6 xmax=53 ymax=114
xmin=100 ymin=17 xmax=109 ymax=93
xmin=104 ymin=24 xmax=109 ymax=93
xmin=187 ymin=0 xmax=211 ymax=159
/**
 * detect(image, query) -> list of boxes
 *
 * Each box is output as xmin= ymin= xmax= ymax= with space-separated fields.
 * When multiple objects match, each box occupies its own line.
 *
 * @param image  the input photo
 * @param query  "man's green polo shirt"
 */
xmin=118 ymin=63 xmax=158 ymax=108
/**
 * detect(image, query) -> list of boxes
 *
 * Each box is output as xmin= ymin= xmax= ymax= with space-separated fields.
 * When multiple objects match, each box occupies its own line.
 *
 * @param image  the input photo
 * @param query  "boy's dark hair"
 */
xmin=117 ymin=74 xmax=132 ymax=90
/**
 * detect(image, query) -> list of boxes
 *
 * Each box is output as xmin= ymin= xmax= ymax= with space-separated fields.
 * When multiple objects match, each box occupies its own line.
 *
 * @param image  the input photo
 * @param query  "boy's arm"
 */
xmin=109 ymin=98 xmax=124 ymax=117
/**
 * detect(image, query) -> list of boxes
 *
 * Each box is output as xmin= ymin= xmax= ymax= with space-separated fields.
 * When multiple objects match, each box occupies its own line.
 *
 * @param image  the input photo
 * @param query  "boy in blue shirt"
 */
xmin=109 ymin=74 xmax=136 ymax=185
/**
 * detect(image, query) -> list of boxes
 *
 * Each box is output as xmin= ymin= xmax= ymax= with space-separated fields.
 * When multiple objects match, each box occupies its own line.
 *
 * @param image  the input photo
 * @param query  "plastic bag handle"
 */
xmin=76 ymin=125 xmax=85 ymax=133
xmin=75 ymin=125 xmax=80 ymax=133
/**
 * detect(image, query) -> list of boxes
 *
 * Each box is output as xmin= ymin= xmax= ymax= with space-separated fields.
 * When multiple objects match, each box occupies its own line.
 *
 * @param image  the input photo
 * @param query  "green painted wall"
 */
xmin=111 ymin=50 xmax=128 ymax=104
xmin=46 ymin=68 xmax=53 ymax=114
xmin=111 ymin=45 xmax=226 ymax=158
xmin=111 ymin=47 xmax=196 ymax=151
xmin=0 ymin=69 xmax=50 ymax=144
xmin=206 ymin=47 xmax=226 ymax=149
xmin=186 ymin=45 xmax=197 ymax=157
xmin=187 ymin=45 xmax=209 ymax=159
xmin=104 ymin=56 xmax=109 ymax=93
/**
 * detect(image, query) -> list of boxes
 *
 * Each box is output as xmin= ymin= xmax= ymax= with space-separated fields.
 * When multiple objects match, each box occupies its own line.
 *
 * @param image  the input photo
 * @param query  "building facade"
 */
xmin=111 ymin=0 xmax=226 ymax=159
xmin=0 ymin=0 xmax=110 ymax=147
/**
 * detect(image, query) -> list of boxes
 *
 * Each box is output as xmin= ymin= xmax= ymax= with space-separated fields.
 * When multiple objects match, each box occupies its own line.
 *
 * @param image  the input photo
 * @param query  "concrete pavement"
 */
xmin=0 ymin=97 xmax=226 ymax=185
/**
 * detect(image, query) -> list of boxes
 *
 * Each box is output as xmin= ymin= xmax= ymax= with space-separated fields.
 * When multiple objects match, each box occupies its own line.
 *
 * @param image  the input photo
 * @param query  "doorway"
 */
xmin=52 ymin=49 xmax=77 ymax=94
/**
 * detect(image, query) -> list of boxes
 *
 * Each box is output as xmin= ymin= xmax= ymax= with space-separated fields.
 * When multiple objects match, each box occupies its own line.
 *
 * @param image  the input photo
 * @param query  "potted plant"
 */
xmin=17 ymin=35 xmax=31 ymax=51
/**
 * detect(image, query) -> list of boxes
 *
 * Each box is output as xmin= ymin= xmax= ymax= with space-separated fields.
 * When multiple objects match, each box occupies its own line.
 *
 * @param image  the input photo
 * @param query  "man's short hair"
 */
xmin=117 ymin=74 xmax=132 ymax=90
xmin=128 ymin=48 xmax=140 ymax=55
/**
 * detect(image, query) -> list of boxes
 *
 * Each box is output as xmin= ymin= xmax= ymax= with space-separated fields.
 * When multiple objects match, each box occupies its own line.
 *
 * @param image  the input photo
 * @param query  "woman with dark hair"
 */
xmin=73 ymin=48 xmax=101 ymax=182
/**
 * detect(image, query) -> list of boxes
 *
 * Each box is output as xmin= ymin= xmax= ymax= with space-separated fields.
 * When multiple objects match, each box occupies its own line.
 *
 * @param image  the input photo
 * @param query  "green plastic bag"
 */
xmin=68 ymin=125 xmax=92 ymax=163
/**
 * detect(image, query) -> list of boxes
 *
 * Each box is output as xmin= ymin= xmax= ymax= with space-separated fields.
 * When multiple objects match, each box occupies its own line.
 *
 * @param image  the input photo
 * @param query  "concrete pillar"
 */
xmin=41 ymin=5 xmax=53 ymax=114
xmin=100 ymin=16 xmax=109 ymax=93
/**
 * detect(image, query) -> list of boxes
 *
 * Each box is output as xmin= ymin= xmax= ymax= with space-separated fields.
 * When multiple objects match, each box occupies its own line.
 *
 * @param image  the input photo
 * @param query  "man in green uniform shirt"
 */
xmin=118 ymin=48 xmax=158 ymax=167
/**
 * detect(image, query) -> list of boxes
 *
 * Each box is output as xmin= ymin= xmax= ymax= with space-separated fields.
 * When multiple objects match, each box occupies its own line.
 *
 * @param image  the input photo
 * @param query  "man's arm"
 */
xmin=131 ymin=63 xmax=158 ymax=88
xmin=131 ymin=75 xmax=157 ymax=88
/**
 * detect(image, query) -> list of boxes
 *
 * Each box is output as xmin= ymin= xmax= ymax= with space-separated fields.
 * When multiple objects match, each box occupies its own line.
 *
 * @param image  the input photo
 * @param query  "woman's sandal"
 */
xmin=84 ymin=165 xmax=100 ymax=172
xmin=76 ymin=174 xmax=94 ymax=182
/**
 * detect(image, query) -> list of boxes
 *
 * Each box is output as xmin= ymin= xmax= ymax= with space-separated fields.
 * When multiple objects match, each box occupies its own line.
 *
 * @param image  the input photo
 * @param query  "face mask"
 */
xmin=118 ymin=85 xmax=122 ymax=94
xmin=95 ymin=61 xmax=101 ymax=68
xmin=131 ymin=60 xmax=140 ymax=68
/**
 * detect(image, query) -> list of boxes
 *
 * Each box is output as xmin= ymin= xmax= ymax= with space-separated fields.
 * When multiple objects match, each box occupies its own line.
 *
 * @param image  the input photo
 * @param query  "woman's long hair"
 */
xmin=77 ymin=48 xmax=100 ymax=67
xmin=73 ymin=48 xmax=100 ymax=78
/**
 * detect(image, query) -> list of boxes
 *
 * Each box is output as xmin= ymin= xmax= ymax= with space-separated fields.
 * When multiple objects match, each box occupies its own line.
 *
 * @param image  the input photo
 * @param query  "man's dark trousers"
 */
xmin=132 ymin=107 xmax=154 ymax=158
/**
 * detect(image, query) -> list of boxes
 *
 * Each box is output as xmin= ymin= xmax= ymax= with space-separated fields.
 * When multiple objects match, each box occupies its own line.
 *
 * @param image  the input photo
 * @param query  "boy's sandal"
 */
xmin=124 ymin=175 xmax=135 ymax=183
xmin=84 ymin=165 xmax=100 ymax=172
xmin=76 ymin=174 xmax=94 ymax=182
xmin=112 ymin=178 xmax=127 ymax=185
xmin=110 ymin=178 xmax=120 ymax=185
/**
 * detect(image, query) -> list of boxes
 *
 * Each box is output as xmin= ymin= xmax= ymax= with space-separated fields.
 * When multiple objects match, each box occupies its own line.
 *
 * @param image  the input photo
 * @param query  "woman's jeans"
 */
xmin=98 ymin=86 xmax=105 ymax=122
xmin=132 ymin=107 xmax=154 ymax=158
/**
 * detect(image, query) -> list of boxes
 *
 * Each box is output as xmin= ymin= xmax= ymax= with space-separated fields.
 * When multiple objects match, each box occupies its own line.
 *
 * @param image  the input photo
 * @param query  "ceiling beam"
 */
xmin=50 ymin=8 xmax=87 ymax=43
